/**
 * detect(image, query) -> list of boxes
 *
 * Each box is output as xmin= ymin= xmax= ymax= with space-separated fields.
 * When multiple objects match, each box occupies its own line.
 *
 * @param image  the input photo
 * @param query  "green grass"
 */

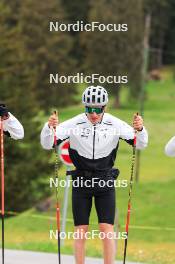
xmin=2 ymin=68 xmax=175 ymax=264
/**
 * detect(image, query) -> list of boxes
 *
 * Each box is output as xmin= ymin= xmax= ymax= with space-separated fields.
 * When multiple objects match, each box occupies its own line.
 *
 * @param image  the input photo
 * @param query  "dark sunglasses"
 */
xmin=85 ymin=106 xmax=104 ymax=114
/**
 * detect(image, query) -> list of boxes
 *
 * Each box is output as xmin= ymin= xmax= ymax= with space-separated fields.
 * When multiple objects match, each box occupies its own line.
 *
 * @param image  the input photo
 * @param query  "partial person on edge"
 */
xmin=165 ymin=136 xmax=175 ymax=157
xmin=0 ymin=102 xmax=24 ymax=139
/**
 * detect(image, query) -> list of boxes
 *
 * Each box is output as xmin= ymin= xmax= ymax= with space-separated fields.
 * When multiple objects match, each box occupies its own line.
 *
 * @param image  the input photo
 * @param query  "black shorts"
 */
xmin=72 ymin=181 xmax=116 ymax=226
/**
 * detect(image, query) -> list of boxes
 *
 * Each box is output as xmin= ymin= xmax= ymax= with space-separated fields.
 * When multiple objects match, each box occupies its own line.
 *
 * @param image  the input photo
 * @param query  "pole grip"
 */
xmin=133 ymin=112 xmax=139 ymax=146
xmin=52 ymin=110 xmax=58 ymax=147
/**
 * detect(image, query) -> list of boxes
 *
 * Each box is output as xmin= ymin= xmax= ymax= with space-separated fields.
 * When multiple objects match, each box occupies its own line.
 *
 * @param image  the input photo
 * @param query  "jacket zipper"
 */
xmin=92 ymin=125 xmax=96 ymax=159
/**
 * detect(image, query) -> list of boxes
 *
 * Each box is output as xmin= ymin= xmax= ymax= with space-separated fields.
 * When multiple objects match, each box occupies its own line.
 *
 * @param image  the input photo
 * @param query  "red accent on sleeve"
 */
xmin=134 ymin=135 xmax=137 ymax=146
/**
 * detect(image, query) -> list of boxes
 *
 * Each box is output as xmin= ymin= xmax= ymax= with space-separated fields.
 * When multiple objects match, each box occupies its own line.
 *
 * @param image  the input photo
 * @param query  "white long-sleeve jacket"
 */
xmin=1 ymin=113 xmax=24 ymax=140
xmin=165 ymin=136 xmax=175 ymax=157
xmin=41 ymin=113 xmax=148 ymax=171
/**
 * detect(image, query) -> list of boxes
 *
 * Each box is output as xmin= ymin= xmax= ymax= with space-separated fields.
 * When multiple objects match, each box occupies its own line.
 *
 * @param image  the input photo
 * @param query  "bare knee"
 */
xmin=75 ymin=225 xmax=88 ymax=232
xmin=99 ymin=223 xmax=114 ymax=233
xmin=74 ymin=225 xmax=89 ymax=242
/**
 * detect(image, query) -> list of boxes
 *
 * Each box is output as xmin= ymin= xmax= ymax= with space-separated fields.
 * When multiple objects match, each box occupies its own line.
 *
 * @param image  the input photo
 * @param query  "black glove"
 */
xmin=111 ymin=168 xmax=120 ymax=180
xmin=0 ymin=102 xmax=9 ymax=117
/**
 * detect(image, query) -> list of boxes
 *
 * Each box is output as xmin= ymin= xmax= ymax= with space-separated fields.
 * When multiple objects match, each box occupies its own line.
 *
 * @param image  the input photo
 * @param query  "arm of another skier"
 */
xmin=0 ymin=104 xmax=24 ymax=140
xmin=3 ymin=113 xmax=24 ymax=140
xmin=165 ymin=136 xmax=175 ymax=157
xmin=119 ymin=114 xmax=148 ymax=150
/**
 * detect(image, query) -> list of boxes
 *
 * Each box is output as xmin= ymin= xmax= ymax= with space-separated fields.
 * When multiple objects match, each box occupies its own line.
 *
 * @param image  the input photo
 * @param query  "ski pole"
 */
xmin=0 ymin=117 xmax=5 ymax=264
xmin=123 ymin=114 xmax=138 ymax=264
xmin=53 ymin=111 xmax=61 ymax=264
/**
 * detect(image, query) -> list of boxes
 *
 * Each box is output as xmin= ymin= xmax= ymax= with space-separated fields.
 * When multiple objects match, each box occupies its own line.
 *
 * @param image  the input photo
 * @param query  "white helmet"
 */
xmin=82 ymin=86 xmax=108 ymax=106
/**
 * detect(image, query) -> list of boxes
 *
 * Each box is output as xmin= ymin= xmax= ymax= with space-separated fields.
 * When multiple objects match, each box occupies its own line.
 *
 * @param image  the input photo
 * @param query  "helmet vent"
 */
xmin=82 ymin=86 xmax=108 ymax=106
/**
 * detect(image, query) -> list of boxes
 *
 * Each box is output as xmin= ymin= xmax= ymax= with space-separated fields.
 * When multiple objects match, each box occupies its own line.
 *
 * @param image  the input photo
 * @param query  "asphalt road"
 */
xmin=0 ymin=249 xmax=144 ymax=264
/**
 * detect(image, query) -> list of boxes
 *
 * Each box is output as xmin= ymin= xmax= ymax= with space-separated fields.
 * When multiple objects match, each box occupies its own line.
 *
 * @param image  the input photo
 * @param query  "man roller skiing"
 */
xmin=0 ymin=102 xmax=24 ymax=139
xmin=40 ymin=86 xmax=148 ymax=264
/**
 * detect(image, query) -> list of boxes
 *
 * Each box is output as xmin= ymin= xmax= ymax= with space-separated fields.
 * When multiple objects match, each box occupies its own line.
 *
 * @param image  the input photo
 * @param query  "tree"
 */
xmin=144 ymin=0 xmax=173 ymax=68
xmin=19 ymin=0 xmax=77 ymax=110
xmin=61 ymin=0 xmax=90 ymax=68
xmin=61 ymin=0 xmax=90 ymax=23
xmin=162 ymin=0 xmax=175 ymax=65
xmin=0 ymin=0 xmax=63 ymax=212
xmin=81 ymin=0 xmax=144 ymax=106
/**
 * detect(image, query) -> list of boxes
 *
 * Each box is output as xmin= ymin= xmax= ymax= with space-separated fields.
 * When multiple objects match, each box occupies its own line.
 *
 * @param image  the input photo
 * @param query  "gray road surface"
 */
xmin=0 ymin=249 xmax=144 ymax=264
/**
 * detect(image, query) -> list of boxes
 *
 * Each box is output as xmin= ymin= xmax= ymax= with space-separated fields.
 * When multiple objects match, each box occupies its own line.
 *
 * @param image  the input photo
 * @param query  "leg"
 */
xmin=72 ymin=188 xmax=92 ymax=264
xmin=74 ymin=225 xmax=88 ymax=264
xmin=99 ymin=223 xmax=115 ymax=264
xmin=95 ymin=189 xmax=116 ymax=264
